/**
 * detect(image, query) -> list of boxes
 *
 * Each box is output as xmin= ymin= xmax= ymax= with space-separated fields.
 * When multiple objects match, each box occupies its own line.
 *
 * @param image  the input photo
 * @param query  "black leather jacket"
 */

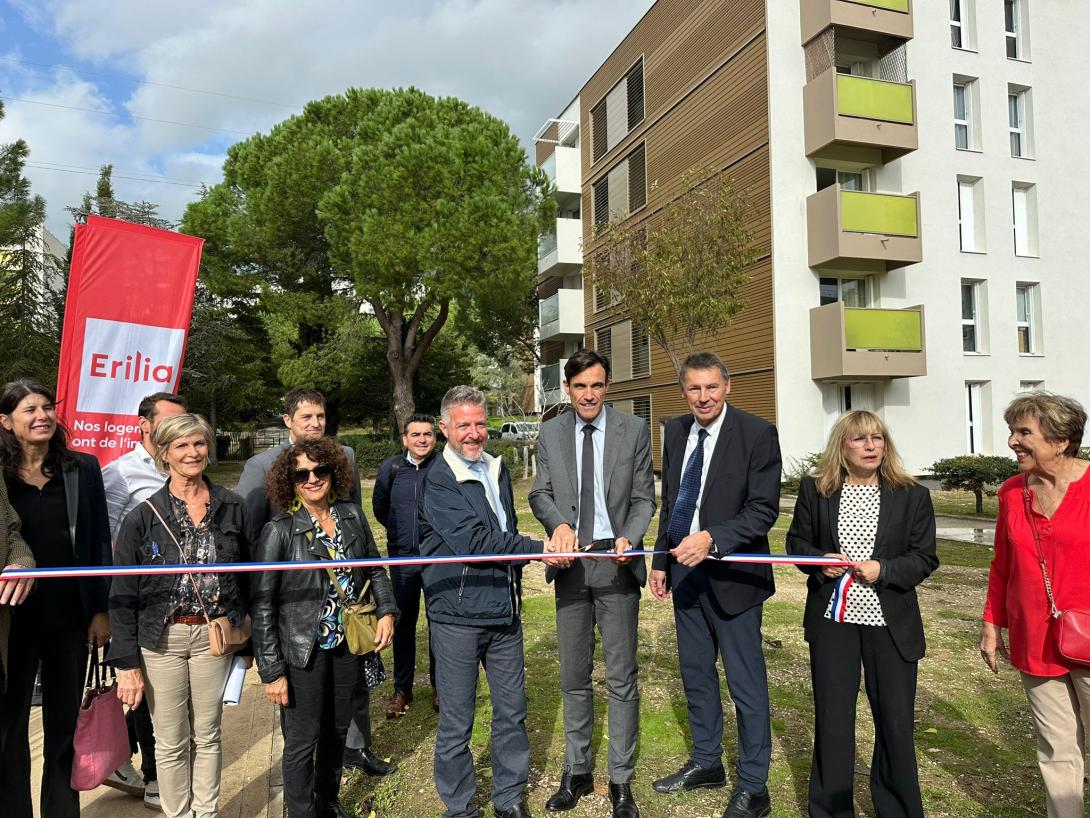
xmin=251 ymin=502 xmax=397 ymax=683
xmin=108 ymin=479 xmax=251 ymax=670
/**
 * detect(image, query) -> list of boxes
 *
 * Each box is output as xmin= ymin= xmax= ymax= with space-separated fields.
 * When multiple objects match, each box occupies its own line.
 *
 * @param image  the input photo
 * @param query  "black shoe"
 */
xmin=609 ymin=782 xmax=640 ymax=818
xmin=342 ymin=746 xmax=397 ymax=776
xmin=651 ymin=759 xmax=726 ymax=793
xmin=720 ymin=785 xmax=771 ymax=818
xmin=318 ymin=802 xmax=354 ymax=818
xmin=545 ymin=770 xmax=593 ymax=811
xmin=494 ymin=800 xmax=532 ymax=818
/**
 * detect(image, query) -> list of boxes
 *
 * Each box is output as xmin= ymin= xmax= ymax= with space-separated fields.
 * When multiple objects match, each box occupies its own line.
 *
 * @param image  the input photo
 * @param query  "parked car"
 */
xmin=499 ymin=421 xmax=539 ymax=441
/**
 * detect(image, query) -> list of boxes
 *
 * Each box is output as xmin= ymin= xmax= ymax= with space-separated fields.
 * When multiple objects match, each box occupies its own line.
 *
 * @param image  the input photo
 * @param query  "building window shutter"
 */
xmin=633 ymin=396 xmax=651 ymax=429
xmin=607 ymin=159 xmax=630 ymax=223
xmin=591 ymin=100 xmax=608 ymax=162
xmin=628 ymin=144 xmax=646 ymax=212
xmin=595 ymin=326 xmax=612 ymax=360
xmin=631 ymin=323 xmax=650 ymax=378
xmin=626 ymin=59 xmax=645 ymax=130
xmin=593 ymin=178 xmax=610 ymax=228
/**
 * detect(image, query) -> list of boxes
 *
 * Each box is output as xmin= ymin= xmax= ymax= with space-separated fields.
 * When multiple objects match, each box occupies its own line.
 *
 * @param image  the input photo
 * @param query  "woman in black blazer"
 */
xmin=0 ymin=379 xmax=112 ymax=818
xmin=786 ymin=410 xmax=938 ymax=818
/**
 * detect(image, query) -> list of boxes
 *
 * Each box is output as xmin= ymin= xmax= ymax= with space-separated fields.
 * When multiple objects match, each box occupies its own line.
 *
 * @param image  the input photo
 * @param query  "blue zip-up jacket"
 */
xmin=373 ymin=450 xmax=437 ymax=555
xmin=418 ymin=448 xmax=543 ymax=627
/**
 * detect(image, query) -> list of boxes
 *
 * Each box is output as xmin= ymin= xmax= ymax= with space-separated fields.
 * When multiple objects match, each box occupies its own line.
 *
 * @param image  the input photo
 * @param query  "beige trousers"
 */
xmin=1022 ymin=669 xmax=1090 ymax=818
xmin=142 ymin=623 xmax=232 ymax=818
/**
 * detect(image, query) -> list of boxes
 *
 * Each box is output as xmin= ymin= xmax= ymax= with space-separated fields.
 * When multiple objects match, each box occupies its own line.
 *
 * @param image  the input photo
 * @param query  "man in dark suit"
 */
xmin=234 ymin=387 xmax=393 ymax=777
xmin=649 ymin=352 xmax=781 ymax=818
xmin=529 ymin=349 xmax=655 ymax=818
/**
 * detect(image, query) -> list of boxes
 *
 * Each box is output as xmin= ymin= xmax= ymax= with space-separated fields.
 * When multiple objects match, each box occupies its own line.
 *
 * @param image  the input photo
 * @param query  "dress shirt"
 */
xmin=102 ymin=443 xmax=169 ymax=539
xmin=444 ymin=447 xmax=509 ymax=533
xmin=574 ymin=410 xmax=615 ymax=541
xmin=679 ymin=405 xmax=728 ymax=536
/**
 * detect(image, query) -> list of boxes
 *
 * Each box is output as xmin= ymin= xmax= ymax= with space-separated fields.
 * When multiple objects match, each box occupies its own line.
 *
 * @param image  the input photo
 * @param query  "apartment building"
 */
xmin=534 ymin=0 xmax=1089 ymax=473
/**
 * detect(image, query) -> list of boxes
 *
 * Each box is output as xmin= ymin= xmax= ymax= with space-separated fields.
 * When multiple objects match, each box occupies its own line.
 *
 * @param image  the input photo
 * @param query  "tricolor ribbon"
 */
xmin=826 ymin=572 xmax=855 ymax=623
xmin=0 ymin=550 xmax=855 ymax=581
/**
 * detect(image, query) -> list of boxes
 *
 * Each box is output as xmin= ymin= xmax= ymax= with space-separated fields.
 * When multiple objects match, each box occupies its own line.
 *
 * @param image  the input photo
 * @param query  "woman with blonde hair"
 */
xmin=786 ymin=410 xmax=938 ymax=818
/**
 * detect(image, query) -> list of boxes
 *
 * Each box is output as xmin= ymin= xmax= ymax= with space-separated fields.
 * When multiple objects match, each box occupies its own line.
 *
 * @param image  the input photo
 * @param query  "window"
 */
xmin=632 ymin=396 xmax=651 ymax=430
xmin=1016 ymin=283 xmax=1040 ymax=354
xmin=966 ymin=382 xmax=987 ymax=453
xmin=815 ymin=167 xmax=867 ymax=192
xmin=1020 ymin=380 xmax=1043 ymax=392
xmin=592 ymin=144 xmax=646 ymax=228
xmin=950 ymin=0 xmax=972 ymax=48
xmin=590 ymin=58 xmax=645 ymax=162
xmin=594 ymin=326 xmax=612 ymax=360
xmin=1008 ymin=86 xmax=1032 ymax=158
xmin=962 ymin=280 xmax=981 ymax=352
xmin=1012 ymin=183 xmax=1038 ymax=256
xmin=631 ymin=324 xmax=650 ymax=378
xmin=957 ymin=176 xmax=985 ymax=252
xmin=593 ymin=281 xmax=619 ymax=312
xmin=1005 ymin=0 xmax=1021 ymax=59
xmin=819 ymin=277 xmax=867 ymax=307
xmin=953 ymin=81 xmax=972 ymax=150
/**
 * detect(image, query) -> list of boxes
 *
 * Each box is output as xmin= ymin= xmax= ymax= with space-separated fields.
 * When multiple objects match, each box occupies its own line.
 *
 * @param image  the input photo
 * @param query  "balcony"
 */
xmin=804 ymin=69 xmax=917 ymax=163
xmin=541 ymin=145 xmax=581 ymax=203
xmin=539 ymin=359 xmax=569 ymax=407
xmin=807 ymin=184 xmax=921 ymax=272
xmin=539 ymin=289 xmax=585 ymax=342
xmin=538 ymin=217 xmax=582 ymax=279
xmin=810 ymin=301 xmax=926 ymax=380
xmin=801 ymin=0 xmax=913 ymax=47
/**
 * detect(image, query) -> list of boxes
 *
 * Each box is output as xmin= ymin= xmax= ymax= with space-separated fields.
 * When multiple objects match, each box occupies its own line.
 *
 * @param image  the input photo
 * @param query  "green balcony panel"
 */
xmin=844 ymin=0 xmax=910 ymax=12
xmin=837 ymin=75 xmax=914 ymax=124
xmin=840 ymin=190 xmax=918 ymax=237
xmin=844 ymin=308 xmax=923 ymax=351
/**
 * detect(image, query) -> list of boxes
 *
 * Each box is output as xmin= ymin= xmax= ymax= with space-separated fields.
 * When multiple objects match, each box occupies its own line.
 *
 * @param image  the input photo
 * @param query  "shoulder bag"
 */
xmin=71 ymin=645 xmax=130 ymax=790
xmin=144 ymin=499 xmax=252 ymax=656
xmin=324 ymin=567 xmax=380 ymax=655
xmin=1023 ymin=475 xmax=1090 ymax=666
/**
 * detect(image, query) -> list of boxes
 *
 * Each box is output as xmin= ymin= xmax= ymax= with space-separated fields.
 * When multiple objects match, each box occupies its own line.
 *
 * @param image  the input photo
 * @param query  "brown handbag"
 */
xmin=143 ymin=500 xmax=252 ymax=657
xmin=1022 ymin=476 xmax=1090 ymax=666
xmin=324 ymin=567 xmax=380 ymax=655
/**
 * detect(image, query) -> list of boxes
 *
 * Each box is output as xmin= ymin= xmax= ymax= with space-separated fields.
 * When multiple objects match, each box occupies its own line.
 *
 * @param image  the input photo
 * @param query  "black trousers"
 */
xmin=280 ymin=642 xmax=359 ymax=818
xmin=0 ymin=617 xmax=86 ymax=818
xmin=808 ymin=617 xmax=923 ymax=818
xmin=389 ymin=563 xmax=436 ymax=694
xmin=126 ymin=698 xmax=157 ymax=782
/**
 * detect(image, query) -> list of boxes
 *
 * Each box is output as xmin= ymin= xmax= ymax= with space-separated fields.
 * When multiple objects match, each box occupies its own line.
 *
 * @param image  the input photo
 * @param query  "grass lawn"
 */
xmin=211 ymin=465 xmax=1038 ymax=817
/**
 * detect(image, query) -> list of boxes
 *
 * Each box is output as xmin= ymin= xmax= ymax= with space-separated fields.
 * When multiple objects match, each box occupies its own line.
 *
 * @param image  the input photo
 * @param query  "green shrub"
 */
xmin=930 ymin=455 xmax=1019 ymax=515
xmin=782 ymin=452 xmax=822 ymax=495
xmin=340 ymin=435 xmax=404 ymax=478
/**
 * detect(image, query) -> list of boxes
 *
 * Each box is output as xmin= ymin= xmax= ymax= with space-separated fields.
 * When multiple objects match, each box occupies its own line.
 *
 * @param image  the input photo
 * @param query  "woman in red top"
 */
xmin=982 ymin=391 xmax=1090 ymax=818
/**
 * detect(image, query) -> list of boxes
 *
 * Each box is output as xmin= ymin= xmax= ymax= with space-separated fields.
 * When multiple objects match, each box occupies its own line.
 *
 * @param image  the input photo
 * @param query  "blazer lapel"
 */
xmin=560 ymin=411 xmax=578 ymax=497
xmin=873 ymin=481 xmax=894 ymax=557
xmin=825 ymin=487 xmax=842 ymax=553
xmin=63 ymin=465 xmax=79 ymax=557
xmin=668 ymin=417 xmax=693 ymax=505
xmin=602 ymin=406 xmax=623 ymax=501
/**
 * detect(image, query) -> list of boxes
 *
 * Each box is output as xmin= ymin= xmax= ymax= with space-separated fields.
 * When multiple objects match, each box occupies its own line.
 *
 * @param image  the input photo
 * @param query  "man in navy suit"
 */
xmin=649 ymin=352 xmax=781 ymax=818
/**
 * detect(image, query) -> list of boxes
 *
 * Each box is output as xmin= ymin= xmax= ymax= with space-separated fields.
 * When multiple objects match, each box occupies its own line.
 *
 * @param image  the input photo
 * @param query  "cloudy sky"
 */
xmin=0 ymin=0 xmax=654 ymax=238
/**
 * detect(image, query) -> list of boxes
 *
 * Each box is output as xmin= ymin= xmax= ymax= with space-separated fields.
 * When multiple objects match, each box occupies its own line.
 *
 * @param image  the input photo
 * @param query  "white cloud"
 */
xmin=3 ymin=0 xmax=654 ymax=237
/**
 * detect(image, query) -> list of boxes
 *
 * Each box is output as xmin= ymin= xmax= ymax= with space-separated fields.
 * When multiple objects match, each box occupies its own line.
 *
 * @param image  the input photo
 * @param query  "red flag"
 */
xmin=56 ymin=215 xmax=202 ymax=467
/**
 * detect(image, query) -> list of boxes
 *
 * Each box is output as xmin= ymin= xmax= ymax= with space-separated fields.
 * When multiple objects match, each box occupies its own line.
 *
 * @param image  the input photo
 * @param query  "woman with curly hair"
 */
xmin=251 ymin=436 xmax=397 ymax=818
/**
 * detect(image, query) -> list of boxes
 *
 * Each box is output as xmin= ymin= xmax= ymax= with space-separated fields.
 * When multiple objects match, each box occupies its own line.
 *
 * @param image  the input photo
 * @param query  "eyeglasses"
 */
xmin=847 ymin=434 xmax=885 ymax=448
xmin=293 ymin=465 xmax=333 ymax=484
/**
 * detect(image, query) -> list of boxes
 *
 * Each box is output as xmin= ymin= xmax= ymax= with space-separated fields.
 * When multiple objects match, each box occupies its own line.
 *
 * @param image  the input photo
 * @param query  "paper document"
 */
xmin=222 ymin=655 xmax=248 ymax=706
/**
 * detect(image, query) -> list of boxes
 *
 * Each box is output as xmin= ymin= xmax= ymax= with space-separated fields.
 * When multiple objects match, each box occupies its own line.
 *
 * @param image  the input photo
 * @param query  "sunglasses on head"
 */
xmin=293 ymin=465 xmax=333 ymax=484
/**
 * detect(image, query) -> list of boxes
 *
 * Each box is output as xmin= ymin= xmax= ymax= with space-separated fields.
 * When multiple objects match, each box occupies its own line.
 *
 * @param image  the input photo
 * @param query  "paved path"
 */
xmin=30 ymin=665 xmax=284 ymax=818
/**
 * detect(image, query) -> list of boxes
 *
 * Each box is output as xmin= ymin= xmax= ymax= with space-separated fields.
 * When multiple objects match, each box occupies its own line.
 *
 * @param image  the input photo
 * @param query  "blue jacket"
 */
xmin=418 ymin=449 xmax=542 ymax=627
xmin=373 ymin=450 xmax=437 ymax=555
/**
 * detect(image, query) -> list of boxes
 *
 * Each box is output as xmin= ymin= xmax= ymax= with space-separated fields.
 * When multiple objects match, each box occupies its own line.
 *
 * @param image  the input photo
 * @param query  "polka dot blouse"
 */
xmin=825 ymin=483 xmax=887 ymax=627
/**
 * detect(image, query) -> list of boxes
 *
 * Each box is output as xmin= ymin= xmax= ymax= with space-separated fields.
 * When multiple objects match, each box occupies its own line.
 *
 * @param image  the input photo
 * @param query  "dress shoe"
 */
xmin=342 ymin=746 xmax=397 ymax=776
xmin=545 ymin=770 xmax=593 ymax=811
xmin=720 ymin=785 xmax=771 ymax=818
xmin=494 ymin=800 xmax=533 ymax=818
xmin=385 ymin=689 xmax=412 ymax=718
xmin=609 ymin=782 xmax=640 ymax=818
xmin=651 ymin=759 xmax=726 ymax=793
xmin=318 ymin=802 xmax=354 ymax=818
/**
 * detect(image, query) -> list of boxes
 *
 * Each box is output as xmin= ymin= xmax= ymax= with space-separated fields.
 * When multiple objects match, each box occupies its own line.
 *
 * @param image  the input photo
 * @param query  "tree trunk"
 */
xmin=975 ymin=489 xmax=984 ymax=515
xmin=373 ymin=297 xmax=450 ymax=435
xmin=391 ymin=366 xmax=415 ymax=435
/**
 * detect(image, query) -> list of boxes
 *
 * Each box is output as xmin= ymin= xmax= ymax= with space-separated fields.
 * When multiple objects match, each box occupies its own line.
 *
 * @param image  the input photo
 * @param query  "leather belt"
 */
xmin=167 ymin=614 xmax=208 ymax=625
xmin=580 ymin=538 xmax=616 ymax=553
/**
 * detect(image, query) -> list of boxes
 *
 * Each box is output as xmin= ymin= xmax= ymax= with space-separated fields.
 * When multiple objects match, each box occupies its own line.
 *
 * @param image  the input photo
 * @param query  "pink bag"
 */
xmin=71 ymin=646 xmax=131 ymax=791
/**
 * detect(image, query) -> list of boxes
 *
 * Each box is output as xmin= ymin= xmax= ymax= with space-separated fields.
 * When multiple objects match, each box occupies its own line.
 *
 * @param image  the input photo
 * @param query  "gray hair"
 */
xmin=678 ymin=351 xmax=731 ymax=386
xmin=152 ymin=413 xmax=215 ymax=472
xmin=1004 ymin=391 xmax=1087 ymax=457
xmin=440 ymin=385 xmax=487 ymax=423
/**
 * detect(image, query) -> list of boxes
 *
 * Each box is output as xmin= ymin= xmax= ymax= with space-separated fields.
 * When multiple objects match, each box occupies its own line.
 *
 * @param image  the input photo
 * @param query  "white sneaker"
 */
xmin=143 ymin=779 xmax=161 ymax=812
xmin=103 ymin=760 xmax=145 ymax=796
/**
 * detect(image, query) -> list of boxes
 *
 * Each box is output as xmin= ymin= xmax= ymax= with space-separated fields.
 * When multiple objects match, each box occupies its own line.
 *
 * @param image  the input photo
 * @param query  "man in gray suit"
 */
xmin=529 ymin=349 xmax=656 ymax=818
xmin=235 ymin=387 xmax=394 ymax=777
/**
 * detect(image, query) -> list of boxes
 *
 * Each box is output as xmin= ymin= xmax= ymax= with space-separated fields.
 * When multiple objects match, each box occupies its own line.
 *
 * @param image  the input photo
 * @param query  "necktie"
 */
xmin=577 ymin=424 xmax=596 ymax=547
xmin=472 ymin=460 xmax=508 ymax=532
xmin=668 ymin=428 xmax=709 ymax=547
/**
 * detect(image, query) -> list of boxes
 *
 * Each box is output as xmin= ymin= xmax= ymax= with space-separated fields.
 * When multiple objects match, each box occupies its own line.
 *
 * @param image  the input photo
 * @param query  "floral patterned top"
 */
xmin=313 ymin=506 xmax=356 ymax=650
xmin=167 ymin=492 xmax=225 ymax=619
